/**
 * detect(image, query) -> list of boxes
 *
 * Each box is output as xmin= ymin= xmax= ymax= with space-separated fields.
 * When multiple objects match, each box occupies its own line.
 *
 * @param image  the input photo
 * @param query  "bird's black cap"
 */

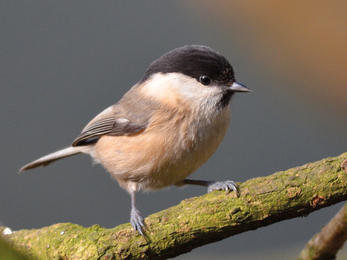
xmin=140 ymin=45 xmax=235 ymax=85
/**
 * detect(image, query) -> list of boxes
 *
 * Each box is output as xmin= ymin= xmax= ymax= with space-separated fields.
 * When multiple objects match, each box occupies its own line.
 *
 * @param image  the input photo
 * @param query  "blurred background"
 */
xmin=1 ymin=1 xmax=347 ymax=259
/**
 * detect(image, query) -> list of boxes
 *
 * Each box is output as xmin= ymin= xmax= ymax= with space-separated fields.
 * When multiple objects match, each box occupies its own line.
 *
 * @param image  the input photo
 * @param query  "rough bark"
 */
xmin=2 ymin=152 xmax=347 ymax=260
xmin=298 ymin=159 xmax=347 ymax=260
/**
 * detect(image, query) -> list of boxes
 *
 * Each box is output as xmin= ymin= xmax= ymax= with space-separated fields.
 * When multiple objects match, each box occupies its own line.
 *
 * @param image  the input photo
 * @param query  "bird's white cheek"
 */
xmin=168 ymin=75 xmax=222 ymax=103
xmin=139 ymin=73 xmax=183 ymax=104
xmin=140 ymin=73 xmax=222 ymax=106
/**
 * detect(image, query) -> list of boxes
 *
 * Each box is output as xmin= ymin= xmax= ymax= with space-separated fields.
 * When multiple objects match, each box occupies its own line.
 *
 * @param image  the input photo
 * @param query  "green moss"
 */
xmin=5 ymin=152 xmax=347 ymax=259
xmin=0 ymin=236 xmax=30 ymax=260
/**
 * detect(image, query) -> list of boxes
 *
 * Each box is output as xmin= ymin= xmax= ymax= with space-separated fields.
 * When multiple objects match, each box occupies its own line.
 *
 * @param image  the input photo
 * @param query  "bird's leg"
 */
xmin=180 ymin=179 xmax=239 ymax=197
xmin=129 ymin=189 xmax=147 ymax=236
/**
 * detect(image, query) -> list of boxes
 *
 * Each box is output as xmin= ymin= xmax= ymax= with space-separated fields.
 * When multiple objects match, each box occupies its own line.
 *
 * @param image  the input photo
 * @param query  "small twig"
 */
xmin=298 ymin=160 xmax=347 ymax=260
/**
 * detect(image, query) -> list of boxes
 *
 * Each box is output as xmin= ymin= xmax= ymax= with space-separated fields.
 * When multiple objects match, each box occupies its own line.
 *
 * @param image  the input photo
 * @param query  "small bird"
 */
xmin=20 ymin=45 xmax=250 ymax=235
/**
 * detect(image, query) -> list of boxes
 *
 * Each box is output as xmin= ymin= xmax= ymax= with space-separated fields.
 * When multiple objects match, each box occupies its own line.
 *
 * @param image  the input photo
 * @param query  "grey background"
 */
xmin=1 ymin=1 xmax=347 ymax=259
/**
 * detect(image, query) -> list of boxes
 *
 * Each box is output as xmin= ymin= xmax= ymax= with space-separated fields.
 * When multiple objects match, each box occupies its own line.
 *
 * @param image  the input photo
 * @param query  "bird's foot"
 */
xmin=207 ymin=180 xmax=239 ymax=197
xmin=130 ymin=207 xmax=147 ymax=236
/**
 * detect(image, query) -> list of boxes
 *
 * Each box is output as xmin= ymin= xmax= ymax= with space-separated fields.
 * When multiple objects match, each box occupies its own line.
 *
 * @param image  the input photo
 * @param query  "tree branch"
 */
xmin=3 ymin=152 xmax=347 ymax=260
xmin=298 ymin=159 xmax=347 ymax=260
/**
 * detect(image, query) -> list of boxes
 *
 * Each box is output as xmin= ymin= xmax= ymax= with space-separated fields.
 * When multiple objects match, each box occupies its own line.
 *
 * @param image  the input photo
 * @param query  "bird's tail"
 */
xmin=19 ymin=146 xmax=92 ymax=172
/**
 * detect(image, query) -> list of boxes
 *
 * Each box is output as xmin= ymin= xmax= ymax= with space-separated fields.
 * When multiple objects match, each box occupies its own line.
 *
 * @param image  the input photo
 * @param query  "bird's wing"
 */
xmin=72 ymin=106 xmax=147 ymax=147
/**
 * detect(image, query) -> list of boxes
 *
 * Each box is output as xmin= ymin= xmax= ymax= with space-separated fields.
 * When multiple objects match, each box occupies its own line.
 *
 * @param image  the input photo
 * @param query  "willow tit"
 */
xmin=20 ymin=45 xmax=250 ymax=235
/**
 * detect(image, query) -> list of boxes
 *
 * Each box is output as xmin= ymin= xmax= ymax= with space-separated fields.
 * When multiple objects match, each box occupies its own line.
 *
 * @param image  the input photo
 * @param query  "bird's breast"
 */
xmin=92 ymin=105 xmax=231 ymax=192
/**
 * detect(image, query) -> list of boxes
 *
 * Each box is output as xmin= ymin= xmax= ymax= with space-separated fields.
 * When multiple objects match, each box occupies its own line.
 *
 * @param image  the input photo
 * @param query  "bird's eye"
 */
xmin=199 ymin=76 xmax=211 ymax=86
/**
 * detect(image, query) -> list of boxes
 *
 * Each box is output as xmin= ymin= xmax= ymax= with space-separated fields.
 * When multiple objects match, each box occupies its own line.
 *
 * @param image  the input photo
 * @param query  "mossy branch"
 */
xmin=298 ymin=202 xmax=347 ymax=260
xmin=3 ymin=152 xmax=347 ymax=260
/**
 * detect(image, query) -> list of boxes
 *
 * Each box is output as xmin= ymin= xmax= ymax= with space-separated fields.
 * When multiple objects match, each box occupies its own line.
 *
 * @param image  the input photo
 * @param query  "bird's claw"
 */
xmin=130 ymin=207 xmax=147 ymax=236
xmin=207 ymin=180 xmax=239 ymax=197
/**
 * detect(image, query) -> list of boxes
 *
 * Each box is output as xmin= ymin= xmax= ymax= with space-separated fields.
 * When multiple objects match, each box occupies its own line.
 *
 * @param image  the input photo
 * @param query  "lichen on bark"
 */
xmin=2 ymin=152 xmax=347 ymax=259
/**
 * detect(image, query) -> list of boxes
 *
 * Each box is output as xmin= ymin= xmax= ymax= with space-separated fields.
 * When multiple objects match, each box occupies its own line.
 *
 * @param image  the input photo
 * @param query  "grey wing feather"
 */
xmin=72 ymin=86 xmax=157 ymax=147
xmin=72 ymin=117 xmax=147 ymax=146
xmin=72 ymin=118 xmax=115 ymax=146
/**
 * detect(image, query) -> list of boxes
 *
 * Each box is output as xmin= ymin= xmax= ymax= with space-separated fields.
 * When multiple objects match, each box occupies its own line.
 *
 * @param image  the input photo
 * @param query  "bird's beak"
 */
xmin=229 ymin=82 xmax=251 ymax=92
